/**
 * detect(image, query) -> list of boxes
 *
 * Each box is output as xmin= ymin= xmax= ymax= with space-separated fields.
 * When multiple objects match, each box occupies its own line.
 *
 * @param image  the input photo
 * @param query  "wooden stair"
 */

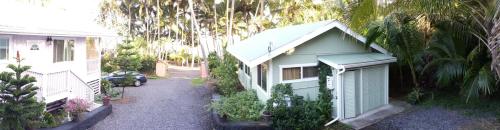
xmin=46 ymin=98 xmax=67 ymax=113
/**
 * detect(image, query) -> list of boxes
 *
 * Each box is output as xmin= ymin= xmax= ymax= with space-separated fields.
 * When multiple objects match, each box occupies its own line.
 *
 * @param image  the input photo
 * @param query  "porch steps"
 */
xmin=46 ymin=98 xmax=67 ymax=113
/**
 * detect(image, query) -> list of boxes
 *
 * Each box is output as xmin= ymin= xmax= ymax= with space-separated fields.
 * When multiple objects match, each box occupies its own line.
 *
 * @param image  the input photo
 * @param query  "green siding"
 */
xmin=361 ymin=65 xmax=387 ymax=113
xmin=343 ymin=71 xmax=357 ymax=118
xmin=270 ymin=29 xmax=369 ymax=100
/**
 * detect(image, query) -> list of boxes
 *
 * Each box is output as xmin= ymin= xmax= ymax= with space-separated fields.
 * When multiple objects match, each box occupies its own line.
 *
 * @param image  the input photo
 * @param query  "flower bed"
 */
xmin=39 ymin=105 xmax=112 ymax=130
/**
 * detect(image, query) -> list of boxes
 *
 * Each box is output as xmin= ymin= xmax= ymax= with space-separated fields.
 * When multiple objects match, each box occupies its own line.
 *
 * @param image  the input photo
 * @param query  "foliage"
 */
xmin=266 ymin=83 xmax=324 ymax=130
xmin=211 ymin=90 xmax=264 ymax=121
xmin=407 ymin=87 xmax=424 ymax=104
xmin=212 ymin=53 xmax=239 ymax=96
xmin=139 ymin=55 xmax=157 ymax=74
xmin=112 ymin=41 xmax=142 ymax=98
xmin=101 ymin=52 xmax=116 ymax=73
xmin=317 ymin=62 xmax=333 ymax=122
xmin=64 ymin=98 xmax=91 ymax=114
xmin=41 ymin=112 xmax=61 ymax=128
xmin=0 ymin=55 xmax=45 ymax=130
xmin=207 ymin=52 xmax=220 ymax=74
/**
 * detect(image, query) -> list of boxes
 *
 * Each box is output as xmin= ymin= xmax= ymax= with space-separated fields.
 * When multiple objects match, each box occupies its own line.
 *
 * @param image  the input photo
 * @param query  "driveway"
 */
xmin=90 ymin=67 xmax=212 ymax=130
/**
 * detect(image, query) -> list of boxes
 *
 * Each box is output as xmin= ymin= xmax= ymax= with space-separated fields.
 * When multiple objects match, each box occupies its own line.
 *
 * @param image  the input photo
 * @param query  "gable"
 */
xmin=292 ymin=28 xmax=369 ymax=55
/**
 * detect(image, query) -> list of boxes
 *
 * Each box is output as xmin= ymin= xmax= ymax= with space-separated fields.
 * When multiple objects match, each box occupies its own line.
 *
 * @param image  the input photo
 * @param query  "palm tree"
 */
xmin=365 ymin=12 xmax=425 ymax=88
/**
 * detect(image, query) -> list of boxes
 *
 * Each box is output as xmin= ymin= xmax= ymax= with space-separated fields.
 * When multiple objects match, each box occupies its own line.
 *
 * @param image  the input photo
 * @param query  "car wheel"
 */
xmin=134 ymin=80 xmax=141 ymax=87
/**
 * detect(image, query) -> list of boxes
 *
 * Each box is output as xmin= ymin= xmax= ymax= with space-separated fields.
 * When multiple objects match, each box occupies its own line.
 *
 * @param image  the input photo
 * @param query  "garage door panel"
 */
xmin=362 ymin=65 xmax=385 ymax=113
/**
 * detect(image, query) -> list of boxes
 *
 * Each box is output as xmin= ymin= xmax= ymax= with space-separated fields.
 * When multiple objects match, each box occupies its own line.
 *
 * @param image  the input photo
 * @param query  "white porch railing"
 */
xmin=25 ymin=70 xmax=97 ymax=104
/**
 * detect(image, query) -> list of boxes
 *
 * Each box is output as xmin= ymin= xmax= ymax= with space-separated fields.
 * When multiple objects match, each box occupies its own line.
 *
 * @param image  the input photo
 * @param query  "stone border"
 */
xmin=40 ymin=105 xmax=112 ymax=130
xmin=211 ymin=93 xmax=272 ymax=130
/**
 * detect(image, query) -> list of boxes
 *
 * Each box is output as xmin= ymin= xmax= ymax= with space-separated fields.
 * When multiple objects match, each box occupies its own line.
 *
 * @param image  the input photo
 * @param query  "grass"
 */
xmin=191 ymin=77 xmax=205 ymax=87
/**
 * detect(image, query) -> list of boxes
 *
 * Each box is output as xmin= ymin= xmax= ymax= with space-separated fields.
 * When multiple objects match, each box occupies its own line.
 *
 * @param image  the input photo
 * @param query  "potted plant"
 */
xmin=261 ymin=111 xmax=271 ymax=122
xmin=64 ymin=98 xmax=91 ymax=122
xmin=103 ymin=95 xmax=111 ymax=106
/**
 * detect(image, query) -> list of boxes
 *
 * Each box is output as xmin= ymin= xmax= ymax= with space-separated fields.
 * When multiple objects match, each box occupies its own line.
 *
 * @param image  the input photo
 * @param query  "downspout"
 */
xmin=325 ymin=65 xmax=345 ymax=126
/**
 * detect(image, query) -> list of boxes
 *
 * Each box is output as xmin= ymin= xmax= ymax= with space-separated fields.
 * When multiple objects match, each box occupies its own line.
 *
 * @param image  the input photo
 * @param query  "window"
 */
xmin=53 ymin=40 xmax=74 ymax=62
xmin=283 ymin=67 xmax=301 ymax=80
xmin=0 ymin=38 xmax=8 ymax=60
xmin=303 ymin=66 xmax=319 ymax=78
xmin=238 ymin=61 xmax=243 ymax=70
xmin=86 ymin=37 xmax=98 ymax=60
xmin=245 ymin=66 xmax=250 ymax=76
xmin=257 ymin=64 xmax=267 ymax=91
xmin=281 ymin=64 xmax=319 ymax=82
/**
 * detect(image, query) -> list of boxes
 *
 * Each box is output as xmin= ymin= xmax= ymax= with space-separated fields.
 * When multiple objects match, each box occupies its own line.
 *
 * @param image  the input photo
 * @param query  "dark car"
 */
xmin=103 ymin=71 xmax=147 ymax=87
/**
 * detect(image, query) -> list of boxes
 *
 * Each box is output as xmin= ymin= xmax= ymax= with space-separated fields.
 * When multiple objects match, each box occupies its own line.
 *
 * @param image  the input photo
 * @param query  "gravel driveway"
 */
xmin=363 ymin=107 xmax=475 ymax=130
xmin=90 ymin=67 xmax=212 ymax=130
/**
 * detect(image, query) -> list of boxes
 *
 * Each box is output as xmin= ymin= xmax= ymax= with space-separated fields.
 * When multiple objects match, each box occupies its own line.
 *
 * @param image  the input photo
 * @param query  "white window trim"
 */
xmin=256 ymin=63 xmax=268 ymax=92
xmin=279 ymin=63 xmax=319 ymax=83
xmin=52 ymin=38 xmax=76 ymax=63
xmin=0 ymin=35 xmax=12 ymax=62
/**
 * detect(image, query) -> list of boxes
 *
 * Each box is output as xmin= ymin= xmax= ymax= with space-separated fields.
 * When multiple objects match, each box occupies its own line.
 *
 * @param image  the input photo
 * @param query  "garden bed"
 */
xmin=39 ymin=105 xmax=112 ymax=130
xmin=211 ymin=93 xmax=272 ymax=130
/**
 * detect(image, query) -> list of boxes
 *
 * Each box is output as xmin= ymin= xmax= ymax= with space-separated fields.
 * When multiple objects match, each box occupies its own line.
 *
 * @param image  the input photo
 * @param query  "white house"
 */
xmin=0 ymin=1 xmax=118 ymax=111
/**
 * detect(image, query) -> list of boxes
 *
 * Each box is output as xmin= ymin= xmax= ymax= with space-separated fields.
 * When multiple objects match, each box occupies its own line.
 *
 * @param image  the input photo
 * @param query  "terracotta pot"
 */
xmin=103 ymin=96 xmax=111 ymax=106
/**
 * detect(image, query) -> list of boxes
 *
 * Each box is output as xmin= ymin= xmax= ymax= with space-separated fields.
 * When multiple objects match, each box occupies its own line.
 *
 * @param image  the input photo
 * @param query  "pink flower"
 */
xmin=65 ymin=98 xmax=91 ymax=114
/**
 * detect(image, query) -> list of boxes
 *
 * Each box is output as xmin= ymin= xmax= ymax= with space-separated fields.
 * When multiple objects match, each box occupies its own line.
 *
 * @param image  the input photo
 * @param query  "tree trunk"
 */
xmin=188 ymin=0 xmax=209 ymax=76
xmin=190 ymin=18 xmax=195 ymax=68
xmin=228 ymin=0 xmax=236 ymax=45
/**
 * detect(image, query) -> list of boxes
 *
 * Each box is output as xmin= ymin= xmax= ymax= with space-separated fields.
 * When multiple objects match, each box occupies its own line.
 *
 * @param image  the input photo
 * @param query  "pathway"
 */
xmin=90 ymin=66 xmax=212 ymax=130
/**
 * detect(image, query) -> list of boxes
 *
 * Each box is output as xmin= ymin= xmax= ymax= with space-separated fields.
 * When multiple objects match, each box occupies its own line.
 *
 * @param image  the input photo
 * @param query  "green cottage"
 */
xmin=227 ymin=20 xmax=396 ymax=120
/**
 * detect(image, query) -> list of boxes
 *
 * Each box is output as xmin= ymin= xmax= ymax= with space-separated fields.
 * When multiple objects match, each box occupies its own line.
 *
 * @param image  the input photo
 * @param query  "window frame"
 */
xmin=257 ymin=63 xmax=267 ymax=92
xmin=279 ymin=63 xmax=319 ymax=83
xmin=53 ymin=38 xmax=75 ymax=63
xmin=0 ymin=35 xmax=11 ymax=61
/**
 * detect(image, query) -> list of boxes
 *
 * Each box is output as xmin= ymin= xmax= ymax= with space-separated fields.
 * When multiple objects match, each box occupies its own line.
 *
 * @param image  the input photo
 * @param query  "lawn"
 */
xmin=191 ymin=77 xmax=205 ymax=87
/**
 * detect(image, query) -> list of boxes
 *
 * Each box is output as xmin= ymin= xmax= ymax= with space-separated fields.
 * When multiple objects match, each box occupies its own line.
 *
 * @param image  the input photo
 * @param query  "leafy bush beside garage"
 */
xmin=211 ymin=90 xmax=264 ymax=121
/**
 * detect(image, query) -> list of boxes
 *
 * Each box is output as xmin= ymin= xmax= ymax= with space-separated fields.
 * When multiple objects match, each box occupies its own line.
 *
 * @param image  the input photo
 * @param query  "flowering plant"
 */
xmin=64 ymin=98 xmax=91 ymax=114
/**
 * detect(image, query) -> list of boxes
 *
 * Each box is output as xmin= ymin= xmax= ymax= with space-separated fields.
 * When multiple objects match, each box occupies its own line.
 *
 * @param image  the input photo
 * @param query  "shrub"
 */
xmin=139 ymin=55 xmax=157 ymax=74
xmin=65 ymin=98 xmax=91 ymax=115
xmin=212 ymin=53 xmax=239 ymax=96
xmin=101 ymin=52 xmax=116 ymax=73
xmin=208 ymin=52 xmax=220 ymax=74
xmin=407 ymin=87 xmax=424 ymax=104
xmin=211 ymin=90 xmax=264 ymax=121
xmin=266 ymin=83 xmax=324 ymax=130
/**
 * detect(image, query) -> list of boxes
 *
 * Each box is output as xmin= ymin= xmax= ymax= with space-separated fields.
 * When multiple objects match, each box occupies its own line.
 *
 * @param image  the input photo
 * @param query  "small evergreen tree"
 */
xmin=112 ymin=41 xmax=141 ymax=98
xmin=0 ymin=52 xmax=45 ymax=130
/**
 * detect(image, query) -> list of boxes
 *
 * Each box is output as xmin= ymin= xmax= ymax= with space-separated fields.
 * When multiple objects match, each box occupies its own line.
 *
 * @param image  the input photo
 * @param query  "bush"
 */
xmin=407 ymin=87 xmax=424 ymax=104
xmin=211 ymin=90 xmax=264 ymax=121
xmin=139 ymin=55 xmax=157 ymax=74
xmin=101 ymin=52 xmax=116 ymax=73
xmin=266 ymin=83 xmax=324 ymax=130
xmin=213 ymin=53 xmax=239 ymax=96
xmin=208 ymin=52 xmax=220 ymax=74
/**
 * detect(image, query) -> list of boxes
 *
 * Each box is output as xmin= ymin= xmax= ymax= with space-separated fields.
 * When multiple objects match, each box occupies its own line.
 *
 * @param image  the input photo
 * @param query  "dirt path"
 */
xmin=90 ymin=67 xmax=212 ymax=130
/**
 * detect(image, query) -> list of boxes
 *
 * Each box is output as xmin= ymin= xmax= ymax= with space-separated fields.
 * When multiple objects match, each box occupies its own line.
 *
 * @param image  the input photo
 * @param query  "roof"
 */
xmin=318 ymin=53 xmax=396 ymax=69
xmin=0 ymin=1 xmax=117 ymax=37
xmin=227 ymin=20 xmax=389 ymax=67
